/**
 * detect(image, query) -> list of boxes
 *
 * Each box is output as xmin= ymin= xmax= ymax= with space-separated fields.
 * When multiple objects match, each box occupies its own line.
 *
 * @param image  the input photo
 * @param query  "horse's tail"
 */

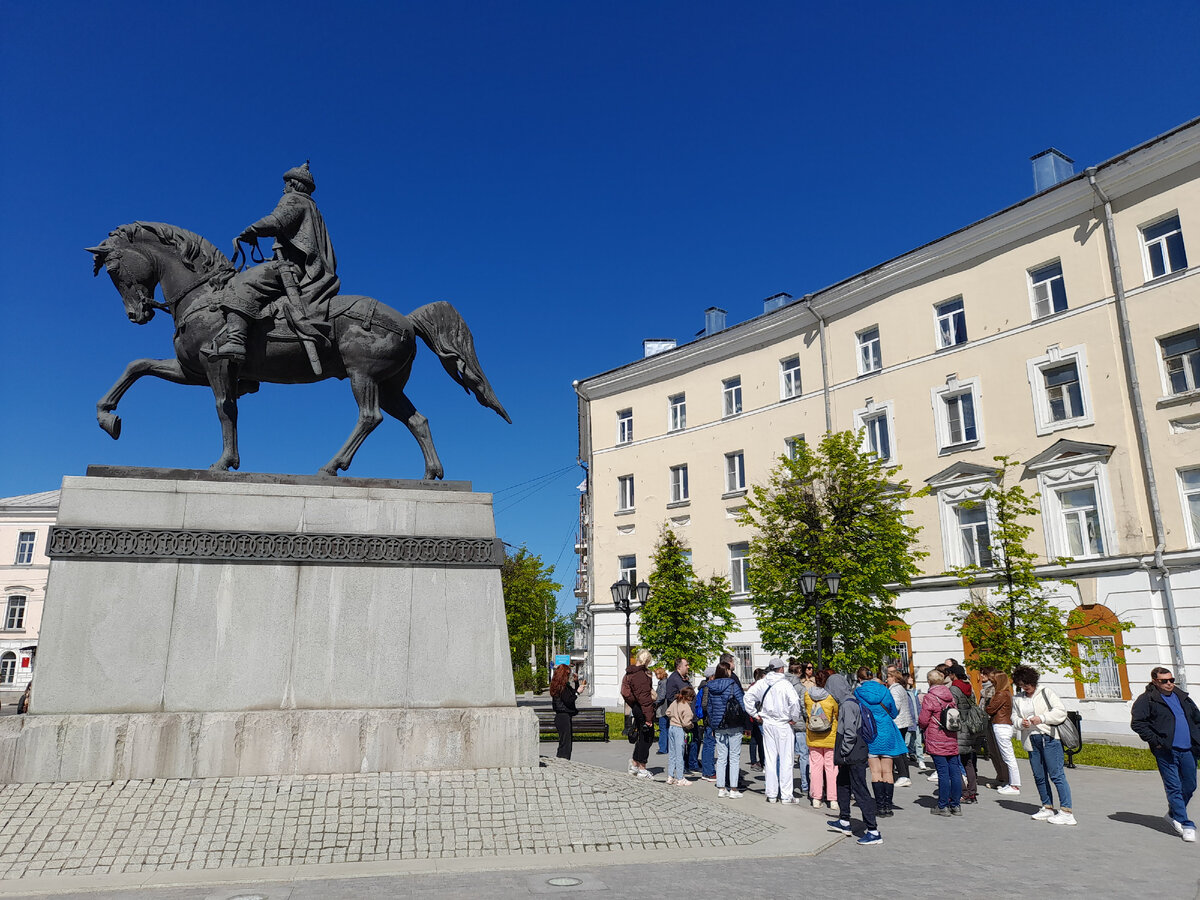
xmin=409 ymin=301 xmax=511 ymax=424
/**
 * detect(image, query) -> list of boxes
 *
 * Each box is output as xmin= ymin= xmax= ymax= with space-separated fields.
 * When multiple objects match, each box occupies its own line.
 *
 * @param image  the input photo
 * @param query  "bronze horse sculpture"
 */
xmin=87 ymin=222 xmax=510 ymax=477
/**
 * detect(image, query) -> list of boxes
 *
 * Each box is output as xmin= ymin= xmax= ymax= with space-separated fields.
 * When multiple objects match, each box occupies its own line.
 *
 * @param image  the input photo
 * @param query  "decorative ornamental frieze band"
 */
xmin=47 ymin=526 xmax=504 ymax=568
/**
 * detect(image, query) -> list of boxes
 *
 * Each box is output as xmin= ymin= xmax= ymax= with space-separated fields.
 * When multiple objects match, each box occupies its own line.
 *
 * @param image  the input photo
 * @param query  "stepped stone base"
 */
xmin=0 ymin=707 xmax=537 ymax=782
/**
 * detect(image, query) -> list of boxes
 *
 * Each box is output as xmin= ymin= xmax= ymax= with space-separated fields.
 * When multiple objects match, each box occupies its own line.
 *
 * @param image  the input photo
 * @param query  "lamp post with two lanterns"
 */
xmin=799 ymin=570 xmax=841 ymax=670
xmin=610 ymin=577 xmax=650 ymax=665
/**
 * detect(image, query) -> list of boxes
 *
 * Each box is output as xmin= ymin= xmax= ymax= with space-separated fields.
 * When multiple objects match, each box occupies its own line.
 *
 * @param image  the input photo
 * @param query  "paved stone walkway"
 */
xmin=0 ymin=759 xmax=777 ymax=882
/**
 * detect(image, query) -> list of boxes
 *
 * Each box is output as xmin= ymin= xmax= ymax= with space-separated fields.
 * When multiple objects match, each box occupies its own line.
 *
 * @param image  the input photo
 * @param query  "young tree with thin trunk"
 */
xmin=501 ymin=546 xmax=564 ymax=691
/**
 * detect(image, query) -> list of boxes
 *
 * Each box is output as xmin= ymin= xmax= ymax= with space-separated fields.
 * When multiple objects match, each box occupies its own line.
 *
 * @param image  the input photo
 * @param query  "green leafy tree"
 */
xmin=637 ymin=526 xmax=737 ymax=672
xmin=501 ymin=546 xmax=563 ymax=691
xmin=738 ymin=430 xmax=926 ymax=672
xmin=948 ymin=456 xmax=1134 ymax=678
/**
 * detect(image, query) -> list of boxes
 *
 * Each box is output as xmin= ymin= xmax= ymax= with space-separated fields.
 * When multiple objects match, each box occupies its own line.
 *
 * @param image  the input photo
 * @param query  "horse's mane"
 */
xmin=109 ymin=222 xmax=236 ymax=279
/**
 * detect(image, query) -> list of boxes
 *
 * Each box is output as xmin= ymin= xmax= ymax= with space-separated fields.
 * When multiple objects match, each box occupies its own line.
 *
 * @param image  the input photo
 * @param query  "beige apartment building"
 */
xmin=573 ymin=118 xmax=1200 ymax=734
xmin=0 ymin=491 xmax=57 ymax=701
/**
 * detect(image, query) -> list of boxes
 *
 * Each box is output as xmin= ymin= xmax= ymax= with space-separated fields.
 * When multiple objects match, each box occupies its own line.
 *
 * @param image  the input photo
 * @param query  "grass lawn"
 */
xmin=1007 ymin=739 xmax=1158 ymax=771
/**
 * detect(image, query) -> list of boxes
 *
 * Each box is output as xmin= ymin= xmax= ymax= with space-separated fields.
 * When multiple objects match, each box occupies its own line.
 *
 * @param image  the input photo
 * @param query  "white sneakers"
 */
xmin=717 ymin=788 xmax=729 ymax=797
xmin=1048 ymin=811 xmax=1077 ymax=826
xmin=1166 ymin=815 xmax=1196 ymax=841
xmin=726 ymin=789 xmax=743 ymax=798
xmin=780 ymin=796 xmax=799 ymax=804
xmin=927 ymin=772 xmax=939 ymax=782
xmin=1031 ymin=807 xmax=1056 ymax=821
xmin=812 ymin=798 xmax=823 ymax=809
xmin=1166 ymin=814 xmax=1184 ymax=835
xmin=674 ymin=777 xmax=692 ymax=786
xmin=635 ymin=768 xmax=653 ymax=779
xmin=1183 ymin=827 xmax=1197 ymax=843
xmin=894 ymin=777 xmax=912 ymax=788
xmin=997 ymin=785 xmax=1021 ymax=795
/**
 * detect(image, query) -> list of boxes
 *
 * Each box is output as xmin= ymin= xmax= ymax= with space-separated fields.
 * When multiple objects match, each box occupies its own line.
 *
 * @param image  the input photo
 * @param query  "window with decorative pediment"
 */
xmin=926 ymin=461 xmax=1001 ymax=571
xmin=1025 ymin=440 xmax=1117 ymax=561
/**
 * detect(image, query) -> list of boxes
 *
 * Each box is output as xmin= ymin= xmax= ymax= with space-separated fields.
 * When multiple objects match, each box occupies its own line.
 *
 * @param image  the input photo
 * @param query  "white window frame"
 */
xmin=722 ymin=376 xmax=743 ymax=417
xmin=780 ymin=355 xmax=801 ymax=399
xmin=617 ymin=475 xmax=635 ymax=512
xmin=1034 ymin=457 xmax=1117 ymax=561
xmin=1079 ymin=635 xmax=1122 ymax=700
xmin=14 ymin=532 xmax=35 ymax=566
xmin=669 ymin=464 xmax=689 ymax=504
xmin=668 ymin=393 xmax=687 ymax=432
xmin=730 ymin=644 xmax=754 ymax=684
xmin=1157 ymin=326 xmax=1200 ymax=398
xmin=728 ymin=542 xmax=749 ymax=596
xmin=1140 ymin=213 xmax=1188 ymax=280
xmin=785 ymin=435 xmax=805 ymax=461
xmin=930 ymin=376 xmax=984 ymax=453
xmin=1177 ymin=467 xmax=1200 ymax=547
xmin=1026 ymin=345 xmax=1094 ymax=436
xmin=724 ymin=451 xmax=746 ymax=494
xmin=934 ymin=297 xmax=967 ymax=349
xmin=857 ymin=326 xmax=882 ymax=375
xmin=853 ymin=399 xmax=896 ymax=463
xmin=927 ymin=463 xmax=1000 ymax=573
xmin=1029 ymin=260 xmax=1069 ymax=319
xmin=0 ymin=653 xmax=14 ymax=686
xmin=616 ymin=408 xmax=633 ymax=445
xmin=4 ymin=596 xmax=25 ymax=631
xmin=952 ymin=501 xmax=994 ymax=568
xmin=617 ymin=555 xmax=637 ymax=586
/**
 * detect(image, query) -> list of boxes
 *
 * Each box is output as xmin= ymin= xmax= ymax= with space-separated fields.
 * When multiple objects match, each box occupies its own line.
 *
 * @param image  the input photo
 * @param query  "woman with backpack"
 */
xmin=918 ymin=669 xmax=964 ymax=816
xmin=854 ymin=667 xmax=907 ymax=817
xmin=804 ymin=668 xmax=839 ymax=809
xmin=705 ymin=661 xmax=747 ymax=798
xmin=948 ymin=664 xmax=985 ymax=803
xmin=1012 ymin=665 xmax=1075 ymax=826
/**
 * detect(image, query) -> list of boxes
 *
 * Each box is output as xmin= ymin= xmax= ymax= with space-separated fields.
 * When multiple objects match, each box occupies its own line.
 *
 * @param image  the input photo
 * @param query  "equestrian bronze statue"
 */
xmin=86 ymin=164 xmax=510 ymax=478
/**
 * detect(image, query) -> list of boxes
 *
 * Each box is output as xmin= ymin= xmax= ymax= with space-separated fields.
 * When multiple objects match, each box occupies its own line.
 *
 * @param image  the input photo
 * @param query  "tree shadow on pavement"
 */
xmin=997 ymin=799 xmax=1042 ymax=815
xmin=1108 ymin=811 xmax=1178 ymax=836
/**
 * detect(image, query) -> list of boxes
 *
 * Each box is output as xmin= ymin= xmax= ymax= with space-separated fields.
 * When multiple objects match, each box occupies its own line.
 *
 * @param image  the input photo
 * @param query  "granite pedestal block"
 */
xmin=0 ymin=469 xmax=537 ymax=782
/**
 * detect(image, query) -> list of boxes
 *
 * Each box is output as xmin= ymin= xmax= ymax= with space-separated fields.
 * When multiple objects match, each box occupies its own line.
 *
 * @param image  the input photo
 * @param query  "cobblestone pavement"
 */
xmin=0 ymin=758 xmax=777 ymax=883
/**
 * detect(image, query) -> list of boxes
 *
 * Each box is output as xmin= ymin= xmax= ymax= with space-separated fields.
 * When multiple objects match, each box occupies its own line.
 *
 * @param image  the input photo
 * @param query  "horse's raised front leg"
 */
xmin=319 ymin=372 xmax=383 ymax=476
xmin=380 ymin=378 xmax=443 ymax=480
xmin=97 ymin=357 xmax=200 ymax=440
xmin=204 ymin=358 xmax=241 ymax=471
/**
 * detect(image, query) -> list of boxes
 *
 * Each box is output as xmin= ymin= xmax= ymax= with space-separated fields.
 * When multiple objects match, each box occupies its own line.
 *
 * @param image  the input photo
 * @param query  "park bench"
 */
xmin=535 ymin=707 xmax=610 ymax=742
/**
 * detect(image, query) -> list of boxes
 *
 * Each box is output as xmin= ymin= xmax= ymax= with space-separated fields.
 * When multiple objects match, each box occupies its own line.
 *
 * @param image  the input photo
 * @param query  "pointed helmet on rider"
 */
xmin=283 ymin=161 xmax=315 ymax=194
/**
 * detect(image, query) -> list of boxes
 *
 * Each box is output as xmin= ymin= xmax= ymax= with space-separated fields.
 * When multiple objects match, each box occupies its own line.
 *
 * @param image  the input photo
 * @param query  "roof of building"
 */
xmin=0 ymin=490 xmax=60 ymax=509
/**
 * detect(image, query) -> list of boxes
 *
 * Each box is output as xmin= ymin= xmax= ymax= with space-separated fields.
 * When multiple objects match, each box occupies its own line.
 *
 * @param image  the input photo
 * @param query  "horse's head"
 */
xmin=86 ymin=238 xmax=158 ymax=324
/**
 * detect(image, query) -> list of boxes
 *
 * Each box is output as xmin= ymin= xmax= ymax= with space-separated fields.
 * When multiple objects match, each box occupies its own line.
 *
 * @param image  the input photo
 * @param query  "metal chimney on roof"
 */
xmin=763 ymin=292 xmax=793 ymax=314
xmin=704 ymin=307 xmax=727 ymax=336
xmin=643 ymin=338 xmax=677 ymax=358
xmin=1031 ymin=148 xmax=1075 ymax=192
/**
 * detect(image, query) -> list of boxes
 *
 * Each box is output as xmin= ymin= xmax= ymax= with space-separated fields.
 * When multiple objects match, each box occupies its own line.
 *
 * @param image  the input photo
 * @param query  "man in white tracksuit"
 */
xmin=743 ymin=658 xmax=803 ymax=803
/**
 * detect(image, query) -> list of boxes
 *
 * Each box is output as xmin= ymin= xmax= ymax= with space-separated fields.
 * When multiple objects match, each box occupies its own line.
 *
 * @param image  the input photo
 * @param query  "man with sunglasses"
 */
xmin=1131 ymin=667 xmax=1200 ymax=843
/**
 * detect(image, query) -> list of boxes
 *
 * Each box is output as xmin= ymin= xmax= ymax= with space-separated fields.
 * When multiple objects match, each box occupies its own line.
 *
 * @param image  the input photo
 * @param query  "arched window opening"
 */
xmin=1067 ymin=604 xmax=1130 ymax=700
xmin=0 ymin=653 xmax=15 ymax=686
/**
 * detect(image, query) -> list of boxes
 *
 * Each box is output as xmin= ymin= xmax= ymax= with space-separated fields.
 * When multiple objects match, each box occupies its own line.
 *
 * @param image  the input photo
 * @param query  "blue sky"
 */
xmin=2 ymin=2 xmax=1198 ymax=615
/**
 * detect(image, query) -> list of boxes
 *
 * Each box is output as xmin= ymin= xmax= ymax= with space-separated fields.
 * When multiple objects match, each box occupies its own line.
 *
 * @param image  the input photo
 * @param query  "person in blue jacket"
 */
xmin=855 ymin=666 xmax=907 ymax=817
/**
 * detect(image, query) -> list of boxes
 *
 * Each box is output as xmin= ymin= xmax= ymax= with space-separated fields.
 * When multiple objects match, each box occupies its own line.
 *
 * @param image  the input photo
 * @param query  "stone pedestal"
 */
xmin=0 ymin=468 xmax=537 ymax=782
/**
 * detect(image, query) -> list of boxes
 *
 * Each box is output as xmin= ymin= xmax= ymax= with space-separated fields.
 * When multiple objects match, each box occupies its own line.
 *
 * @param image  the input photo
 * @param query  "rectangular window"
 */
xmin=1142 ymin=215 xmax=1188 ymax=279
xmin=780 ymin=355 xmax=801 ymax=399
xmin=668 ymin=393 xmax=687 ymax=431
xmin=617 ymin=475 xmax=635 ymax=511
xmin=681 ymin=550 xmax=693 ymax=573
xmin=1180 ymin=468 xmax=1200 ymax=545
xmin=0 ymin=656 xmax=13 ymax=686
xmin=857 ymin=327 xmax=882 ymax=375
xmin=1080 ymin=636 xmax=1122 ymax=700
xmin=616 ymin=409 xmax=633 ymax=444
xmin=722 ymin=377 xmax=743 ymax=416
xmin=4 ymin=596 xmax=25 ymax=631
xmin=785 ymin=435 xmax=805 ymax=461
xmin=617 ymin=555 xmax=637 ymax=586
xmin=1043 ymin=362 xmax=1084 ymax=422
xmin=1030 ymin=262 xmax=1068 ymax=318
xmin=1161 ymin=328 xmax=1200 ymax=395
xmin=731 ymin=644 xmax=754 ymax=685
xmin=863 ymin=413 xmax=891 ymax=461
xmin=935 ymin=298 xmax=967 ymax=348
xmin=725 ymin=451 xmax=746 ymax=493
xmin=1058 ymin=485 xmax=1104 ymax=557
xmin=14 ymin=532 xmax=35 ymax=566
xmin=955 ymin=504 xmax=992 ymax=567
xmin=729 ymin=543 xmax=749 ymax=595
xmin=944 ymin=391 xmax=978 ymax=445
xmin=670 ymin=464 xmax=689 ymax=503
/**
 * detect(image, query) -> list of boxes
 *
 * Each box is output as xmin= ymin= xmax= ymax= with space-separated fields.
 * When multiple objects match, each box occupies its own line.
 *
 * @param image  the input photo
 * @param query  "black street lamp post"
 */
xmin=799 ymin=571 xmax=841 ymax=670
xmin=610 ymin=578 xmax=651 ymax=664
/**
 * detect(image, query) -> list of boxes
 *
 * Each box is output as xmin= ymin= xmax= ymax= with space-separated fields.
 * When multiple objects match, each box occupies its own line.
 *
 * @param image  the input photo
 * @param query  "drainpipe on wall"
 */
xmin=572 ymin=379 xmax=596 ymax=697
xmin=806 ymin=295 xmax=833 ymax=434
xmin=1086 ymin=166 xmax=1188 ymax=688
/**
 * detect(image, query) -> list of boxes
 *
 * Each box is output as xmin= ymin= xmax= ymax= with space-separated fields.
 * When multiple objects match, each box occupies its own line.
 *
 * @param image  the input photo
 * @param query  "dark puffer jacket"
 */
xmin=1131 ymin=684 xmax=1200 ymax=754
xmin=704 ymin=677 xmax=745 ymax=730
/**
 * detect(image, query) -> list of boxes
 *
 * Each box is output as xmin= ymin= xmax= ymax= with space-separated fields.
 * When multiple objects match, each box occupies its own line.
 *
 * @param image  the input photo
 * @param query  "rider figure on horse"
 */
xmin=213 ymin=161 xmax=340 ymax=362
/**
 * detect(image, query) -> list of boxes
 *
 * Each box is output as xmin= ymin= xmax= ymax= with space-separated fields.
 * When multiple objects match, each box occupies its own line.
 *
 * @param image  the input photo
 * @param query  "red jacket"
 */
xmin=918 ymin=685 xmax=960 ymax=756
xmin=622 ymin=665 xmax=656 ymax=721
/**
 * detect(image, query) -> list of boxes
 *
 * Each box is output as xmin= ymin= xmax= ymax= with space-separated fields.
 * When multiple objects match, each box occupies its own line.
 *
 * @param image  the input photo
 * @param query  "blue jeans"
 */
xmin=1153 ymin=746 xmax=1197 ymax=828
xmin=667 ymin=725 xmax=687 ymax=780
xmin=686 ymin=730 xmax=700 ymax=771
xmin=932 ymin=753 xmax=963 ymax=809
xmin=714 ymin=727 xmax=743 ymax=789
xmin=701 ymin=725 xmax=716 ymax=777
xmin=794 ymin=729 xmax=810 ymax=792
xmin=1029 ymin=734 xmax=1072 ymax=809
xmin=657 ymin=716 xmax=669 ymax=753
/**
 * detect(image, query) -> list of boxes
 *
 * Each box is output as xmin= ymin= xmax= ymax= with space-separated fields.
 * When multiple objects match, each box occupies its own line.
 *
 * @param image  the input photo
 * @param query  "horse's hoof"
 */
xmin=318 ymin=465 xmax=339 ymax=477
xmin=208 ymin=462 xmax=229 ymax=472
xmin=424 ymin=468 xmax=444 ymax=481
xmin=98 ymin=412 xmax=122 ymax=440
